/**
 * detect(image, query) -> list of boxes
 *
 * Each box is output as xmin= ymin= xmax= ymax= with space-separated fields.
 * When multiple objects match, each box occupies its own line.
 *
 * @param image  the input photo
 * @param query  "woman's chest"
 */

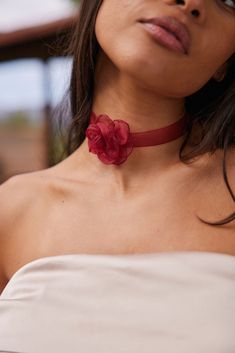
xmin=5 ymin=183 xmax=235 ymax=281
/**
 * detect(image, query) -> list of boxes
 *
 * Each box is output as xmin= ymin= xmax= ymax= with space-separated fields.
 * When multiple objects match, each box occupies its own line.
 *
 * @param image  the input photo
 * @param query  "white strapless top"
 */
xmin=0 ymin=251 xmax=235 ymax=353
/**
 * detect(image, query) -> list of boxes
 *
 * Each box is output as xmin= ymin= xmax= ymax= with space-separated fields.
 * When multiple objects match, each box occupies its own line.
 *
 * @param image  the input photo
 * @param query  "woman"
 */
xmin=0 ymin=0 xmax=235 ymax=352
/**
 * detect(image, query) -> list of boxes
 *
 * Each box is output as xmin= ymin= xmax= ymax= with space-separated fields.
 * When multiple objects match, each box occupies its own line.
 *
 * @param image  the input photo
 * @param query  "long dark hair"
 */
xmin=63 ymin=0 xmax=235 ymax=226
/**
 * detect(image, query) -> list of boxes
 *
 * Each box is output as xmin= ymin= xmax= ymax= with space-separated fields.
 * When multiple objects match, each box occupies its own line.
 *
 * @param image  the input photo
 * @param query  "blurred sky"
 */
xmin=0 ymin=0 xmax=75 ymax=114
xmin=0 ymin=58 xmax=72 ymax=111
xmin=0 ymin=0 xmax=75 ymax=31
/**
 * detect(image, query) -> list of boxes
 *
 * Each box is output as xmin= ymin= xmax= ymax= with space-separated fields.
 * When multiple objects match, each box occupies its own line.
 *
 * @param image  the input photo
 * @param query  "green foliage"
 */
xmin=0 ymin=112 xmax=35 ymax=129
xmin=70 ymin=0 xmax=80 ymax=4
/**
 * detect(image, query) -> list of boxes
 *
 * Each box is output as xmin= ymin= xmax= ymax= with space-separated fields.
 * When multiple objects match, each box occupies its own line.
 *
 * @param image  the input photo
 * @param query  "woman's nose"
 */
xmin=165 ymin=0 xmax=206 ymax=23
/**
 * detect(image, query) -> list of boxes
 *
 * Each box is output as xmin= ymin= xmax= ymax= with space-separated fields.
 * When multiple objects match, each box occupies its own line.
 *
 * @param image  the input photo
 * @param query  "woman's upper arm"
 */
xmin=0 ymin=177 xmax=13 ymax=293
xmin=0 ymin=175 xmax=26 ymax=294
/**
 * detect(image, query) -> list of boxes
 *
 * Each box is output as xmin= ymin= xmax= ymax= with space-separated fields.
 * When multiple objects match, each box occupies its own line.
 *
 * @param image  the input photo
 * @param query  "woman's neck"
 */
xmin=72 ymin=53 xmax=188 ymax=193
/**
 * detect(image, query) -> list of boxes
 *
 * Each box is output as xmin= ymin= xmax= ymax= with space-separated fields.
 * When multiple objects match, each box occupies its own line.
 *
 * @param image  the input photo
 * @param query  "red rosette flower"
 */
xmin=85 ymin=113 xmax=134 ymax=165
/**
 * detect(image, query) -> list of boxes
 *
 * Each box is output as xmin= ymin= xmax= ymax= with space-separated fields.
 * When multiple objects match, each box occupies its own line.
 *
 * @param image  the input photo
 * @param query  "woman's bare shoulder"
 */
xmin=0 ymin=166 xmax=73 ymax=236
xmin=0 ymin=171 xmax=50 ymax=291
xmin=0 ymin=172 xmax=43 ymax=232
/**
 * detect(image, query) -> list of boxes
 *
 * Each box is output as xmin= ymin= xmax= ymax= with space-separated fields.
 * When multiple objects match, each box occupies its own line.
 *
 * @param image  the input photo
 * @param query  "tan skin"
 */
xmin=1 ymin=0 xmax=235 ymax=293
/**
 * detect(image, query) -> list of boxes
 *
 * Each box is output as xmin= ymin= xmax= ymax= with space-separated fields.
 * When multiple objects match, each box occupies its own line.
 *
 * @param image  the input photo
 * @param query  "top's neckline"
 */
xmin=5 ymin=250 xmax=235 ymax=285
xmin=22 ymin=250 xmax=235 ymax=261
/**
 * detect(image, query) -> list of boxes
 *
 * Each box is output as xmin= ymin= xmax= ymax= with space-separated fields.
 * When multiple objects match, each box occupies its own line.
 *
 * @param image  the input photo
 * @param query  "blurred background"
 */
xmin=0 ymin=0 xmax=80 ymax=183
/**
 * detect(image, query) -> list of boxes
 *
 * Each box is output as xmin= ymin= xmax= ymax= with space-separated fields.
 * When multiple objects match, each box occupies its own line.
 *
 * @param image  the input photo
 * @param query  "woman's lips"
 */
xmin=140 ymin=21 xmax=186 ymax=55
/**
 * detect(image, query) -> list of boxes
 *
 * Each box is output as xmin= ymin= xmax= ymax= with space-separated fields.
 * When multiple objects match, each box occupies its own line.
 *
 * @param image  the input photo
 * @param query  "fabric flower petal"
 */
xmin=114 ymin=120 xmax=131 ymax=145
xmin=86 ymin=112 xmax=134 ymax=165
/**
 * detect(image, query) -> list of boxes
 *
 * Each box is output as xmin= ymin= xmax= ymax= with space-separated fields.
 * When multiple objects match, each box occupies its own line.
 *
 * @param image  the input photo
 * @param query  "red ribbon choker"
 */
xmin=85 ymin=111 xmax=188 ymax=165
